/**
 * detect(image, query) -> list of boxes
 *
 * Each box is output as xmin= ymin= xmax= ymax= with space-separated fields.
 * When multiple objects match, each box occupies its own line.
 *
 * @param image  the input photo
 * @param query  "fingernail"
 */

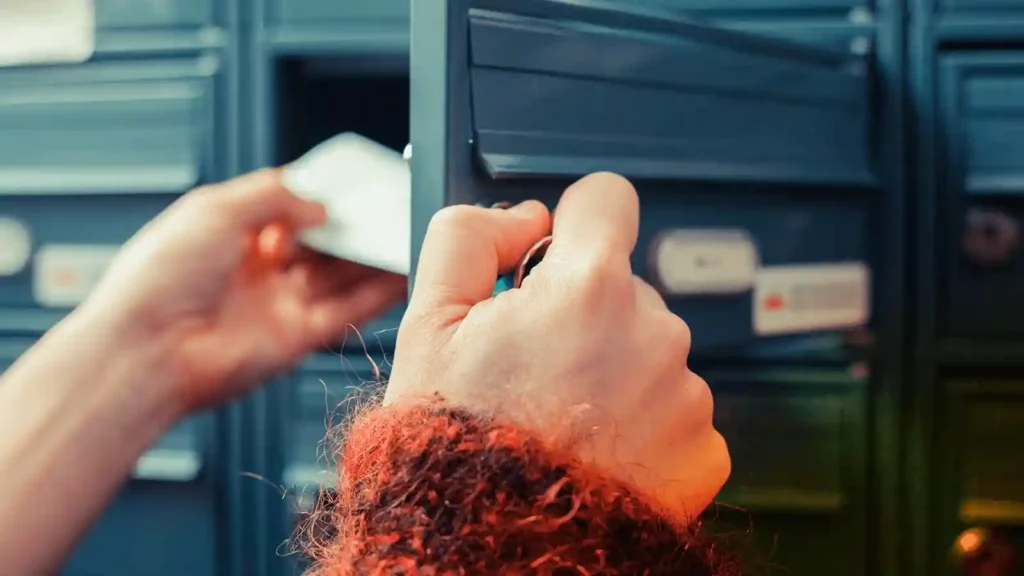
xmin=490 ymin=201 xmax=513 ymax=210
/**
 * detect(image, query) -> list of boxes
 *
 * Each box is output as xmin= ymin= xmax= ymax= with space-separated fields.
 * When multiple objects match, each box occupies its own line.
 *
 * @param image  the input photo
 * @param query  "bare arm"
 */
xmin=0 ymin=306 xmax=184 ymax=575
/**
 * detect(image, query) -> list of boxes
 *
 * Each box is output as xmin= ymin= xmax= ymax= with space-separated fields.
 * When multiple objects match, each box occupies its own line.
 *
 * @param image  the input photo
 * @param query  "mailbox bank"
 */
xmin=0 ymin=0 xmax=1019 ymax=575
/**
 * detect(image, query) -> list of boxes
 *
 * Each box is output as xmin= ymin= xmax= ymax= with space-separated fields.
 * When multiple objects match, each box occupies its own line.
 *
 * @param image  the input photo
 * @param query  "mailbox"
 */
xmin=93 ymin=0 xmax=215 ymax=29
xmin=0 ymin=57 xmax=217 ymax=334
xmin=938 ymin=52 xmax=1024 ymax=340
xmin=410 ymin=0 xmax=878 ymax=353
xmin=273 ymin=57 xmax=409 ymax=351
xmin=276 ymin=353 xmax=387 ymax=576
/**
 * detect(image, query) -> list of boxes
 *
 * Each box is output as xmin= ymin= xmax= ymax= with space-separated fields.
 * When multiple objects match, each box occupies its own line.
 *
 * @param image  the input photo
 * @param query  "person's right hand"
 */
xmin=385 ymin=172 xmax=730 ymax=523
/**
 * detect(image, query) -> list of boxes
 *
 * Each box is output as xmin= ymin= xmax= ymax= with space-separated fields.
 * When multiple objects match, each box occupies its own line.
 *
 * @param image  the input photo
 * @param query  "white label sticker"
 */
xmin=33 ymin=244 xmax=119 ymax=308
xmin=753 ymin=262 xmax=870 ymax=336
xmin=650 ymin=229 xmax=759 ymax=296
xmin=0 ymin=217 xmax=32 ymax=277
xmin=0 ymin=0 xmax=95 ymax=67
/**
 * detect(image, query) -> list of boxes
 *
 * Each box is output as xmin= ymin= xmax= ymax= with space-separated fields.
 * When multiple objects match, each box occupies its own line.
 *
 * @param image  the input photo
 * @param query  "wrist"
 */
xmin=0 ymin=301 xmax=188 ymax=575
xmin=58 ymin=300 xmax=190 ymax=427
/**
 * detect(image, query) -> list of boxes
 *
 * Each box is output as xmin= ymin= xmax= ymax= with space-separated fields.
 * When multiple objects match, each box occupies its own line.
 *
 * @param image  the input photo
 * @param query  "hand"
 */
xmin=82 ymin=168 xmax=407 ymax=413
xmin=386 ymin=172 xmax=730 ymax=522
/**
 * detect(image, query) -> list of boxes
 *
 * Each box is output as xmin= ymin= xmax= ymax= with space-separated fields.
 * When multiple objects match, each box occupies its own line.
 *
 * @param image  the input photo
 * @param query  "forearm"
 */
xmin=0 ymin=305 xmax=183 ymax=574
xmin=304 ymin=403 xmax=738 ymax=575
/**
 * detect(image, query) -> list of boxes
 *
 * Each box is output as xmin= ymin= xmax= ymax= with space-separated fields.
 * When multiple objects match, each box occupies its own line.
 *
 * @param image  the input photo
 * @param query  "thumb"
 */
xmin=410 ymin=201 xmax=551 ymax=313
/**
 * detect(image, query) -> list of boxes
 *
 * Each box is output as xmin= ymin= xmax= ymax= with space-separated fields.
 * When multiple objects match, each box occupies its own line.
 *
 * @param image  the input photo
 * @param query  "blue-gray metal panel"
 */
xmin=938 ymin=0 xmax=1024 ymax=11
xmin=284 ymin=354 xmax=386 ymax=492
xmin=0 ymin=58 xmax=217 ymax=196
xmin=94 ymin=0 xmax=214 ymax=28
xmin=466 ymin=0 xmax=875 ymax=187
xmin=339 ymin=303 xmax=405 ymax=353
xmin=0 ymin=194 xmax=178 ymax=333
xmin=134 ymin=418 xmax=207 ymax=483
xmin=630 ymin=0 xmax=868 ymax=11
xmin=269 ymin=0 xmax=409 ymax=22
xmin=724 ymin=21 xmax=875 ymax=56
xmin=954 ymin=62 xmax=1024 ymax=196
xmin=63 ymin=483 xmax=217 ymax=576
xmin=939 ymin=52 xmax=1024 ymax=339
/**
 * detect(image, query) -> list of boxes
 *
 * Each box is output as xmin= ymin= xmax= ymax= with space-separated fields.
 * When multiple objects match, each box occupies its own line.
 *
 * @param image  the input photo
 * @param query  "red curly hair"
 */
xmin=298 ymin=401 xmax=741 ymax=575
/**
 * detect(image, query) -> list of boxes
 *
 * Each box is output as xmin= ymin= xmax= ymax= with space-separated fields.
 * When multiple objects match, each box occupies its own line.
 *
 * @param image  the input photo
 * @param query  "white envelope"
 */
xmin=282 ymin=132 xmax=411 ymax=276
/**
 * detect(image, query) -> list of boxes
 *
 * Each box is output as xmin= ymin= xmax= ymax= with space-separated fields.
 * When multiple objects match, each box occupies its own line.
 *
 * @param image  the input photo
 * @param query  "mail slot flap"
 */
xmin=629 ymin=0 xmax=869 ymax=11
xmin=939 ymin=0 xmax=1023 ymax=12
xmin=94 ymin=0 xmax=215 ymax=28
xmin=0 ymin=59 xmax=214 ymax=195
xmin=940 ymin=380 xmax=1024 ymax=526
xmin=709 ymin=368 xmax=866 ymax=513
xmin=134 ymin=417 xmax=206 ymax=482
xmin=943 ymin=53 xmax=1024 ymax=196
xmin=702 ymin=369 xmax=868 ymax=576
xmin=466 ymin=0 xmax=874 ymax=188
xmin=271 ymin=0 xmax=408 ymax=23
xmin=65 ymin=483 xmax=216 ymax=576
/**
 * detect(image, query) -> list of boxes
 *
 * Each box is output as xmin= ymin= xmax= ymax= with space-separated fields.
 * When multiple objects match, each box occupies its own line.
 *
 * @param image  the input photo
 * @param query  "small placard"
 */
xmin=0 ymin=0 xmax=95 ymax=67
xmin=33 ymin=244 xmax=120 ymax=308
xmin=649 ymin=229 xmax=759 ymax=296
xmin=753 ymin=262 xmax=870 ymax=336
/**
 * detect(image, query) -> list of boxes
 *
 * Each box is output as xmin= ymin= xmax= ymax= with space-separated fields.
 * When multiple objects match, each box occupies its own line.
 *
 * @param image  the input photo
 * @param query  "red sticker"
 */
xmin=763 ymin=294 xmax=786 ymax=311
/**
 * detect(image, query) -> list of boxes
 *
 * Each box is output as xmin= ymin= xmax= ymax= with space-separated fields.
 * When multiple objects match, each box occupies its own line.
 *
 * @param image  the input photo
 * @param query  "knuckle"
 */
xmin=572 ymin=259 xmax=631 ymax=310
xmin=712 ymin=430 xmax=732 ymax=480
xmin=663 ymin=314 xmax=693 ymax=356
xmin=633 ymin=275 xmax=667 ymax=307
xmin=427 ymin=204 xmax=487 ymax=236
xmin=686 ymin=372 xmax=716 ymax=431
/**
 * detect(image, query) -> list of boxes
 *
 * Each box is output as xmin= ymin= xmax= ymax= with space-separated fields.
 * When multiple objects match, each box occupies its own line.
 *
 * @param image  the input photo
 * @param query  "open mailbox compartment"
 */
xmin=412 ymin=0 xmax=878 ymax=353
xmin=274 ymin=57 xmax=409 ymax=351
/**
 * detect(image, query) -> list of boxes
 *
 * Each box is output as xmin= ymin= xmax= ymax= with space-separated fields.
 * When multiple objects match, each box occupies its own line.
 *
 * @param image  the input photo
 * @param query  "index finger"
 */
xmin=410 ymin=201 xmax=551 ymax=313
xmin=546 ymin=172 xmax=640 ymax=266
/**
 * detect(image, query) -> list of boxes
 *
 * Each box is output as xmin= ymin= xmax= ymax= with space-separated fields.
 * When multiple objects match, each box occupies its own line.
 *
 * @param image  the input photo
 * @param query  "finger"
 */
xmin=297 ymin=259 xmax=404 ymax=301
xmin=547 ymin=172 xmax=640 ymax=266
xmin=411 ymin=201 xmax=551 ymax=310
xmin=201 ymin=168 xmax=327 ymax=231
xmin=256 ymin=222 xmax=296 ymax=265
xmin=305 ymin=273 xmax=408 ymax=345
xmin=633 ymin=275 xmax=668 ymax=311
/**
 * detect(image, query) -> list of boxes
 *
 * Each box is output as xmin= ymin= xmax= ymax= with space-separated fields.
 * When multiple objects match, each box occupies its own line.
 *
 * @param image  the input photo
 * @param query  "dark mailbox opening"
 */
xmin=276 ymin=57 xmax=410 ymax=166
xmin=274 ymin=57 xmax=410 ymax=352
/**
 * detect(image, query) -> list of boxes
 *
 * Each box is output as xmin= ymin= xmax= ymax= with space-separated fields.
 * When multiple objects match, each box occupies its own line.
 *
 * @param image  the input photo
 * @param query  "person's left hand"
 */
xmin=81 ymin=168 xmax=407 ymax=413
